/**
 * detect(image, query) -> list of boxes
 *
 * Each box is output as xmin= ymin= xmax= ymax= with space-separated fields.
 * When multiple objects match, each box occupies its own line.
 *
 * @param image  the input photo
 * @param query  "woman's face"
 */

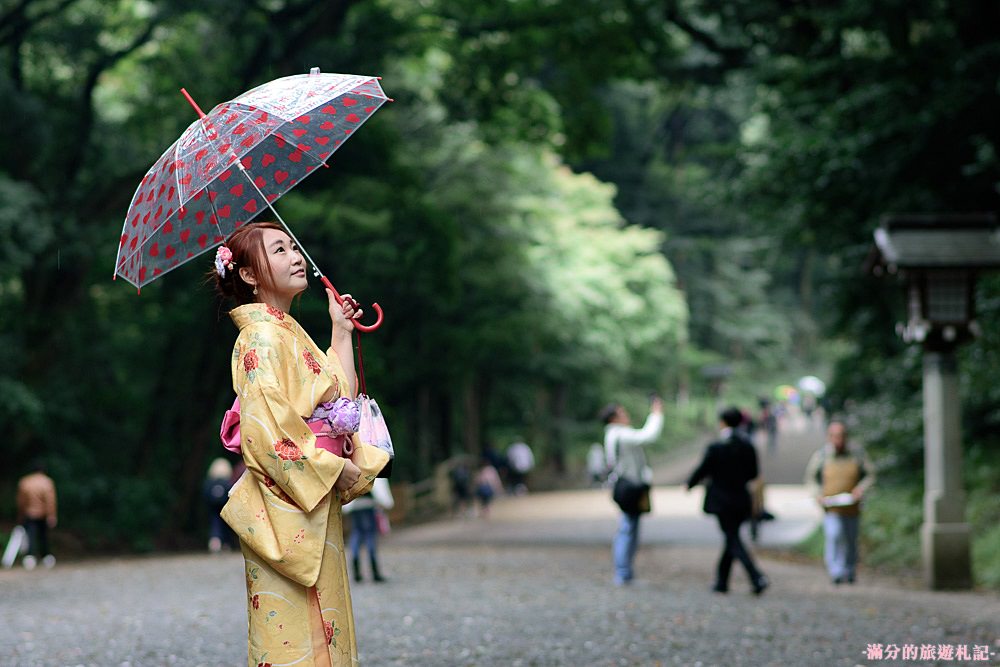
xmin=258 ymin=228 xmax=308 ymax=302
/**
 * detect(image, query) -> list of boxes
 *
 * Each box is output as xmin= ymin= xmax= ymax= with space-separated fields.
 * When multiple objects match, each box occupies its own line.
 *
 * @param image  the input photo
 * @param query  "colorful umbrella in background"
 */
xmin=797 ymin=375 xmax=827 ymax=396
xmin=113 ymin=67 xmax=390 ymax=331
xmin=774 ymin=384 xmax=799 ymax=403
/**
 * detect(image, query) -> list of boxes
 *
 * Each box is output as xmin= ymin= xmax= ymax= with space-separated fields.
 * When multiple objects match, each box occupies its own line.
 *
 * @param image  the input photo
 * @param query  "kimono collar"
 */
xmin=230 ymin=302 xmax=305 ymax=338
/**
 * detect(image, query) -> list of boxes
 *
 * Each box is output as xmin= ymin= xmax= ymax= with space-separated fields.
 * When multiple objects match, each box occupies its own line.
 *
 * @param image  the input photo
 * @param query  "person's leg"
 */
xmin=348 ymin=512 xmax=366 ymax=582
xmin=24 ymin=520 xmax=41 ymax=558
xmin=714 ymin=515 xmax=734 ymax=591
xmin=364 ymin=513 xmax=385 ymax=582
xmin=22 ymin=520 xmax=40 ymax=569
xmin=628 ymin=515 xmax=641 ymax=566
xmin=824 ymin=513 xmax=847 ymax=582
xmin=36 ymin=520 xmax=51 ymax=558
xmin=722 ymin=515 xmax=764 ymax=588
xmin=843 ymin=515 xmax=860 ymax=582
xmin=612 ymin=513 xmax=639 ymax=584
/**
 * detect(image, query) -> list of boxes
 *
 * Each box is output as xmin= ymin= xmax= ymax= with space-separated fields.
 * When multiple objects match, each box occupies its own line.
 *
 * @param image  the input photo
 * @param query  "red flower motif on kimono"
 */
xmin=266 ymin=304 xmax=285 ymax=320
xmin=324 ymin=620 xmax=335 ymax=645
xmin=257 ymin=663 xmax=271 ymax=667
xmin=302 ymin=349 xmax=322 ymax=375
xmin=243 ymin=349 xmax=259 ymax=374
xmin=274 ymin=438 xmax=303 ymax=461
xmin=251 ymin=594 xmax=260 ymax=609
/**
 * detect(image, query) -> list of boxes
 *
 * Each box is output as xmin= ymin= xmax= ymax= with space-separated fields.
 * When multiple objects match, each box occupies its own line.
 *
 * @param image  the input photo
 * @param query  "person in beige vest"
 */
xmin=805 ymin=421 xmax=876 ymax=584
xmin=16 ymin=461 xmax=58 ymax=570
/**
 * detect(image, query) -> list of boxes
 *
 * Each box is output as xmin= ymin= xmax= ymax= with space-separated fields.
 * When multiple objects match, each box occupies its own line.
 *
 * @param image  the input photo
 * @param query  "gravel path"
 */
xmin=2 ymin=423 xmax=995 ymax=666
xmin=1 ymin=540 xmax=996 ymax=667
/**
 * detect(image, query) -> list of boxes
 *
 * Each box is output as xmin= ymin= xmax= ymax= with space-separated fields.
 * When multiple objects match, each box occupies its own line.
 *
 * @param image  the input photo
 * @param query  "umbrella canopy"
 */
xmin=774 ymin=384 xmax=798 ymax=401
xmin=797 ymin=375 xmax=827 ymax=396
xmin=114 ymin=70 xmax=388 ymax=305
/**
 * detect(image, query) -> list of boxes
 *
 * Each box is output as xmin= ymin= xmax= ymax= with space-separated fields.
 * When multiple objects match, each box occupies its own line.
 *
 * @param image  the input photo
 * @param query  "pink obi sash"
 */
xmin=220 ymin=398 xmax=353 ymax=457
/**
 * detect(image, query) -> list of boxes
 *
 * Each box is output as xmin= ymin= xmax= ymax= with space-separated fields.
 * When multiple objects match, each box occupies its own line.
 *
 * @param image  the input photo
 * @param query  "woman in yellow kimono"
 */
xmin=212 ymin=221 xmax=390 ymax=667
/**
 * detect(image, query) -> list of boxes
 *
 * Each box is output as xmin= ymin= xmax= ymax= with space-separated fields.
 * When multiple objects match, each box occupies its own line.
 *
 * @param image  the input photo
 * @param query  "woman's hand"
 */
xmin=334 ymin=458 xmax=362 ymax=492
xmin=328 ymin=289 xmax=363 ymax=336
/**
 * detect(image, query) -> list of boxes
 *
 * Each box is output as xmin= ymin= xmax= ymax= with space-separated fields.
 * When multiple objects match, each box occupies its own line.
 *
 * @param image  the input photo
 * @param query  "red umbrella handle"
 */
xmin=320 ymin=276 xmax=384 ymax=333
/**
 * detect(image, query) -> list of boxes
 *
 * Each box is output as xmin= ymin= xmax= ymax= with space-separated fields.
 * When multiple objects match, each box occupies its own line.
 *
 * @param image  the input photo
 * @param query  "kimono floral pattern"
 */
xmin=303 ymin=349 xmax=322 ymax=374
xmin=222 ymin=303 xmax=390 ymax=667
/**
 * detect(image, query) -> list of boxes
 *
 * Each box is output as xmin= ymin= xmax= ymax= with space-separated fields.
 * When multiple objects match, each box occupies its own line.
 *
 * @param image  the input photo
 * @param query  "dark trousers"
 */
xmin=715 ymin=513 xmax=761 ymax=589
xmin=24 ymin=519 xmax=51 ymax=558
xmin=349 ymin=508 xmax=378 ymax=561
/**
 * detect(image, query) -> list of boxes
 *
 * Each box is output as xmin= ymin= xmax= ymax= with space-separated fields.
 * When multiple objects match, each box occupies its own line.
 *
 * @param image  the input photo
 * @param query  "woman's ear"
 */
xmin=238 ymin=266 xmax=255 ymax=288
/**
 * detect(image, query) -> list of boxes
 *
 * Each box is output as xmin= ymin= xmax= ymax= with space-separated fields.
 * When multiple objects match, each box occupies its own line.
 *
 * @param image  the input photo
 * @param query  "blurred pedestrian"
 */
xmin=343 ymin=478 xmax=394 ymax=583
xmin=805 ymin=420 xmax=876 ymax=585
xmin=474 ymin=459 xmax=504 ymax=517
xmin=760 ymin=398 xmax=778 ymax=455
xmin=687 ymin=407 xmax=768 ymax=595
xmin=601 ymin=395 xmax=663 ymax=586
xmin=203 ymin=457 xmax=235 ymax=553
xmin=449 ymin=460 xmax=473 ymax=517
xmin=506 ymin=439 xmax=535 ymax=494
xmin=16 ymin=461 xmax=58 ymax=570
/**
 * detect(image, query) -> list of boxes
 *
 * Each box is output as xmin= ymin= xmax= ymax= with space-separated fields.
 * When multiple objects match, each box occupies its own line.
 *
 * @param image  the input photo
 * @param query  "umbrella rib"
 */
xmin=237 ymin=163 xmax=324 ymax=279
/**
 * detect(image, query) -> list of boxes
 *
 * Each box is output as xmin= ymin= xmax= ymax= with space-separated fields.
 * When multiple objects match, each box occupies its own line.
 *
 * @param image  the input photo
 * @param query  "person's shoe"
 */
xmin=752 ymin=576 xmax=769 ymax=596
xmin=846 ymin=574 xmax=856 ymax=584
xmin=370 ymin=556 xmax=386 ymax=583
xmin=208 ymin=537 xmax=222 ymax=553
xmin=22 ymin=555 xmax=37 ymax=571
xmin=352 ymin=557 xmax=362 ymax=583
xmin=711 ymin=583 xmax=728 ymax=594
xmin=41 ymin=555 xmax=56 ymax=569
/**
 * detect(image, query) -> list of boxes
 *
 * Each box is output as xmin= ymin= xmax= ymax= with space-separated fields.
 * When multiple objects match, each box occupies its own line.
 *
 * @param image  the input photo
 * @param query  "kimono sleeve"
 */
xmin=238 ymin=337 xmax=347 ymax=513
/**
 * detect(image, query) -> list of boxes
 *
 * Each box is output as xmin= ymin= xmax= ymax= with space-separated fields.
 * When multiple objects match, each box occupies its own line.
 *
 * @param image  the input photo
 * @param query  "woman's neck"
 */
xmin=260 ymin=294 xmax=292 ymax=313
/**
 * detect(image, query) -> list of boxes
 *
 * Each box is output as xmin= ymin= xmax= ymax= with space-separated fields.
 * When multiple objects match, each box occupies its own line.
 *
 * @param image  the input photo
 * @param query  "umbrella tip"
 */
xmin=387 ymin=98 xmax=395 ymax=103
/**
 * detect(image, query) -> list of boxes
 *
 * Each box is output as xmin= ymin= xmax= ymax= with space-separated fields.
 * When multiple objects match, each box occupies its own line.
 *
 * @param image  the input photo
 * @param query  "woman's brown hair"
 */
xmin=210 ymin=221 xmax=285 ymax=306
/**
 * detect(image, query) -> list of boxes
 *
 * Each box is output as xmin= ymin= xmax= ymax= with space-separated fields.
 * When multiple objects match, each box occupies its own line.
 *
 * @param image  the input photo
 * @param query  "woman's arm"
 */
xmin=327 ymin=289 xmax=358 ymax=396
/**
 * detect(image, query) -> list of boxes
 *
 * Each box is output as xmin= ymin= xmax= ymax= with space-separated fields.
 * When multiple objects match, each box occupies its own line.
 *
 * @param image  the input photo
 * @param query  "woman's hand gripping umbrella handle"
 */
xmin=321 ymin=276 xmax=383 ymax=333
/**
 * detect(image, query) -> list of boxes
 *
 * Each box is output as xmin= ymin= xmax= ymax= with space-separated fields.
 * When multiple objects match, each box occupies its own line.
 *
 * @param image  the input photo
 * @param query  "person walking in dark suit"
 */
xmin=687 ymin=406 xmax=769 ymax=595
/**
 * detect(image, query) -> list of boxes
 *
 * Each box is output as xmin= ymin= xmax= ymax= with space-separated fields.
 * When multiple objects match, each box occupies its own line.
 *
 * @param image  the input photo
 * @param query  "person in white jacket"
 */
xmin=601 ymin=396 xmax=664 ymax=585
xmin=343 ymin=478 xmax=394 ymax=582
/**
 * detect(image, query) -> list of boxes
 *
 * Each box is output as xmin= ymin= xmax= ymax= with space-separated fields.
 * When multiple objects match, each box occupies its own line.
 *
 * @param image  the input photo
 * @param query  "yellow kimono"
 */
xmin=221 ymin=303 xmax=390 ymax=667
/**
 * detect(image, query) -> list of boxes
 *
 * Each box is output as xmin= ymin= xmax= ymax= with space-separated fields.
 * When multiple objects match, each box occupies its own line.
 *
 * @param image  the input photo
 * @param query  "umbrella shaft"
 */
xmin=237 ymin=163 xmax=338 ymax=301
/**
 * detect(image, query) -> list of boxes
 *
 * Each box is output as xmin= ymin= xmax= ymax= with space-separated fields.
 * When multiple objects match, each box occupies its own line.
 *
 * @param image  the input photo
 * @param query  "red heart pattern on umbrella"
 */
xmin=115 ymin=74 xmax=388 ymax=288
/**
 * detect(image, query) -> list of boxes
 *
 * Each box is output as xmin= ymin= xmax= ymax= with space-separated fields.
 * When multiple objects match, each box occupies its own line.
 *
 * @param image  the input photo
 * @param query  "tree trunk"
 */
xmin=461 ymin=373 xmax=481 ymax=456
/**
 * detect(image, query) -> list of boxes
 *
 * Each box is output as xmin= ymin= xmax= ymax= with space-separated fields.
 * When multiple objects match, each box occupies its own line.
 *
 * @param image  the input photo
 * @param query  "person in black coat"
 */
xmin=687 ymin=406 xmax=769 ymax=595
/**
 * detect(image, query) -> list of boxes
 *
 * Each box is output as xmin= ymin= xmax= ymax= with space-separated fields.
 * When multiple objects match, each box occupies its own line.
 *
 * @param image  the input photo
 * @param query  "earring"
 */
xmin=253 ymin=286 xmax=258 ymax=295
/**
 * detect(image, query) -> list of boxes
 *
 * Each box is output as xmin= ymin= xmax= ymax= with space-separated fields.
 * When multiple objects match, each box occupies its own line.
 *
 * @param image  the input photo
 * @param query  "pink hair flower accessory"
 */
xmin=214 ymin=246 xmax=235 ymax=278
